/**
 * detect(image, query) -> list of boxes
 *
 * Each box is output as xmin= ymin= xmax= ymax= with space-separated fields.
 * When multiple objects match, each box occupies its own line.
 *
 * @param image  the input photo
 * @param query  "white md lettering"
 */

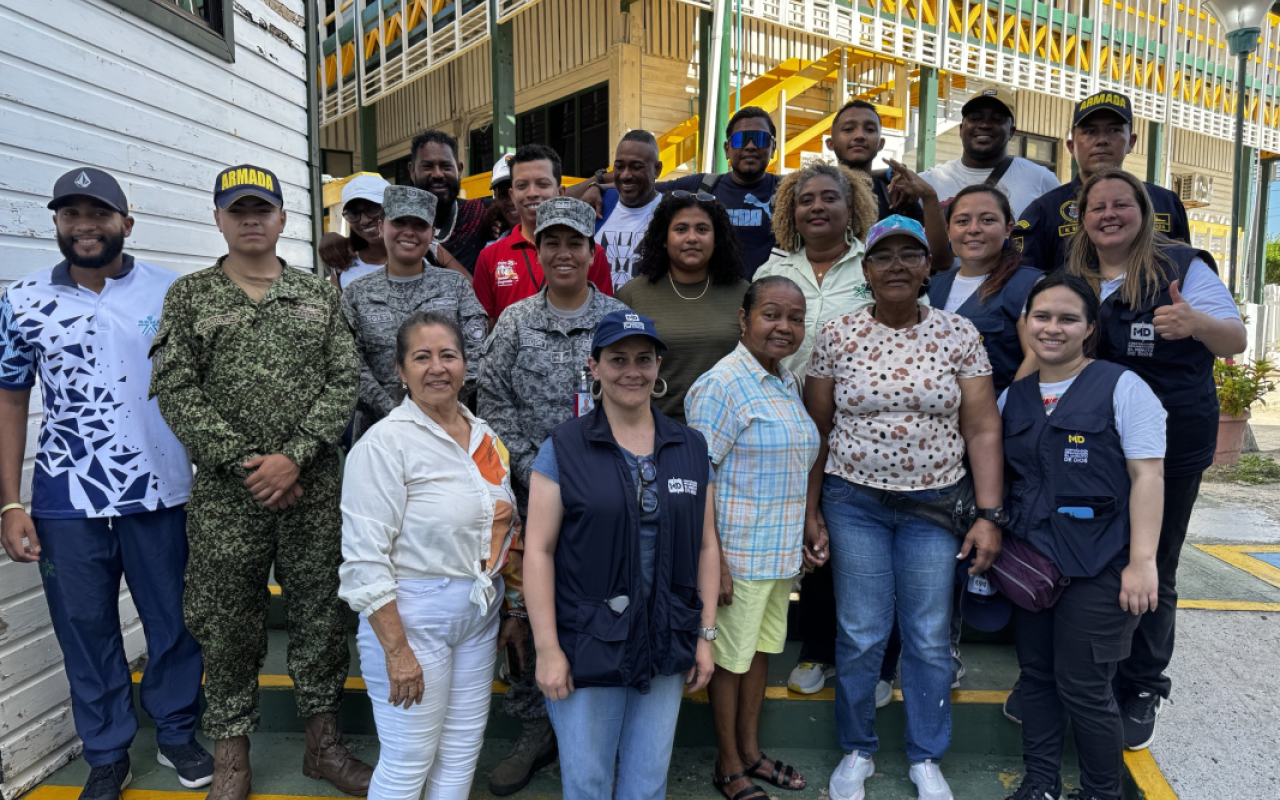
xmin=668 ymin=478 xmax=685 ymax=494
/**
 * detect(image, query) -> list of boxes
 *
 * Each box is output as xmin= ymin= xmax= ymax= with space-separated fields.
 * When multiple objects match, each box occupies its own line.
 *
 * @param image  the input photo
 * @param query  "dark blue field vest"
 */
xmin=1003 ymin=361 xmax=1131 ymax=579
xmin=1095 ymin=246 xmax=1218 ymax=477
xmin=928 ymin=265 xmax=1042 ymax=393
xmin=550 ymin=404 xmax=710 ymax=691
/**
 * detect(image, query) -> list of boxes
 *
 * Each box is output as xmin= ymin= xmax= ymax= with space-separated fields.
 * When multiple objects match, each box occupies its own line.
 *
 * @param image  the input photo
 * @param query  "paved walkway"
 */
xmin=1151 ymin=423 xmax=1280 ymax=800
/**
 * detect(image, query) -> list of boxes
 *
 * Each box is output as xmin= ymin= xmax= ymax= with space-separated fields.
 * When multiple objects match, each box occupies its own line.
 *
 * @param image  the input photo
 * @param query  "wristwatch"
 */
xmin=697 ymin=626 xmax=718 ymax=641
xmin=592 ymin=167 xmax=608 ymax=187
xmin=976 ymin=506 xmax=1009 ymax=526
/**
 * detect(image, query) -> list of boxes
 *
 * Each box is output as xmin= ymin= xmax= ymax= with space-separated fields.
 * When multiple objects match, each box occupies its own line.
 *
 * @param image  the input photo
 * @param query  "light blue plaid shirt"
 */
xmin=685 ymin=343 xmax=819 ymax=580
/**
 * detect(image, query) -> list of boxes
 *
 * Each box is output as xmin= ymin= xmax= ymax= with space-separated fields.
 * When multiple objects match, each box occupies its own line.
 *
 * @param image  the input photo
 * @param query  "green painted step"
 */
xmin=33 ymin=733 xmax=1083 ymax=800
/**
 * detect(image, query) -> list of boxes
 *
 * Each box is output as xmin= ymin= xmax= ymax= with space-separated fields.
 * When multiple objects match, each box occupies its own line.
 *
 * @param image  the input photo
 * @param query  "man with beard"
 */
xmin=408 ymin=130 xmax=490 ymax=273
xmin=149 ymin=165 xmax=369 ymax=800
xmin=912 ymin=87 xmax=1058 ymax=220
xmin=591 ymin=130 xmax=664 ymax=290
xmin=0 ymin=168 xmax=210 ymax=800
xmin=1014 ymin=91 xmax=1190 ymax=272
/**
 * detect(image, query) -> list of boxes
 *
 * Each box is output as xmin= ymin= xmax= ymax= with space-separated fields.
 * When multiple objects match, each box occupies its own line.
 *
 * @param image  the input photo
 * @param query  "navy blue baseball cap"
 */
xmin=214 ymin=164 xmax=283 ymax=209
xmin=48 ymin=167 xmax=129 ymax=214
xmin=592 ymin=310 xmax=667 ymax=354
xmin=957 ymin=559 xmax=1012 ymax=633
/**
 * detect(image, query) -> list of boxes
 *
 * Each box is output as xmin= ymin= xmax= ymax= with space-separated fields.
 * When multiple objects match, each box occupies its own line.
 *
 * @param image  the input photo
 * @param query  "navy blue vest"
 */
xmin=1003 ymin=361 xmax=1131 ymax=579
xmin=1095 ymin=246 xmax=1218 ymax=477
xmin=549 ymin=404 xmax=710 ymax=691
xmin=928 ymin=265 xmax=1041 ymax=393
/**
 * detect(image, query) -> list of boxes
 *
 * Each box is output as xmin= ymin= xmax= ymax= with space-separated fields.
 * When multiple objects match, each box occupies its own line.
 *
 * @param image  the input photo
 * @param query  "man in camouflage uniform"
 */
xmin=149 ymin=165 xmax=371 ymax=800
xmin=340 ymin=185 xmax=487 ymax=441
xmin=478 ymin=196 xmax=629 ymax=795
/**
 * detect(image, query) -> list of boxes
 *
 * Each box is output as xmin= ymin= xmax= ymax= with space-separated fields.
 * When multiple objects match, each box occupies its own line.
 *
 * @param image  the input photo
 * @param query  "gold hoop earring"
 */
xmin=590 ymin=379 xmax=603 ymax=400
xmin=651 ymin=378 xmax=668 ymax=398
xmin=845 ymin=224 xmax=855 ymax=246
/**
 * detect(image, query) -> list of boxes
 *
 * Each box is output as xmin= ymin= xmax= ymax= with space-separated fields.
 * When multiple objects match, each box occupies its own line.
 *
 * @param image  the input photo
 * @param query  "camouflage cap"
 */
xmin=534 ymin=196 xmax=596 ymax=239
xmin=382 ymin=184 xmax=438 ymax=223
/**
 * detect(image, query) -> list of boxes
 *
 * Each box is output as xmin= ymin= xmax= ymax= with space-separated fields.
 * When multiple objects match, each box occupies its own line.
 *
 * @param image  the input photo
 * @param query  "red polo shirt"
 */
xmin=474 ymin=225 xmax=615 ymax=319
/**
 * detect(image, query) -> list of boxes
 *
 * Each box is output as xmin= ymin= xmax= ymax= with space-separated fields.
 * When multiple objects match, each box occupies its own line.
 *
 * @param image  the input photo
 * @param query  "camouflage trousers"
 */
xmin=503 ymin=616 xmax=548 ymax=721
xmin=184 ymin=451 xmax=349 ymax=740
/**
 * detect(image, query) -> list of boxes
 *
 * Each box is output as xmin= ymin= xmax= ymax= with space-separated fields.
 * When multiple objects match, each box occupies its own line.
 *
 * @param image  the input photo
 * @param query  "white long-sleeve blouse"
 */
xmin=339 ymin=397 xmax=518 ymax=616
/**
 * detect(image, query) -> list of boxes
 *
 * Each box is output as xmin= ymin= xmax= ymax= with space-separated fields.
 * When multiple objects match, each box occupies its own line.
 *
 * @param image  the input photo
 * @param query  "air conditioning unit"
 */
xmin=1174 ymin=172 xmax=1213 ymax=208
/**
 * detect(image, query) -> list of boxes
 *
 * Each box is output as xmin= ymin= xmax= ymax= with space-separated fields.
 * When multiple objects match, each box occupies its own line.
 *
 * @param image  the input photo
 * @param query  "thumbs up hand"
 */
xmin=1152 ymin=279 xmax=1200 ymax=340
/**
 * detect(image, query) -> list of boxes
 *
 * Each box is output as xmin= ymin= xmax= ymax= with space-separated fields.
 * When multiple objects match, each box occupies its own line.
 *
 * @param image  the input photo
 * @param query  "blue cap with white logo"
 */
xmin=592 ymin=309 xmax=667 ymax=354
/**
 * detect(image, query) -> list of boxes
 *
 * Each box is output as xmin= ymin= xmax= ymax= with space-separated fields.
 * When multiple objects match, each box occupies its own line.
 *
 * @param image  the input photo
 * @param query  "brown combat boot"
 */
xmin=302 ymin=713 xmax=374 ymax=796
xmin=488 ymin=716 xmax=557 ymax=796
xmin=205 ymin=736 xmax=251 ymax=800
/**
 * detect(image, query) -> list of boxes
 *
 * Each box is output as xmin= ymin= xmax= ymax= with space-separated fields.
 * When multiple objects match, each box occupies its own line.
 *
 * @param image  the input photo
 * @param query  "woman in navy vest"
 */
xmin=523 ymin=309 xmax=721 ymax=800
xmin=1063 ymin=169 xmax=1245 ymax=748
xmin=999 ymin=273 xmax=1165 ymax=800
xmin=930 ymin=184 xmax=1041 ymax=394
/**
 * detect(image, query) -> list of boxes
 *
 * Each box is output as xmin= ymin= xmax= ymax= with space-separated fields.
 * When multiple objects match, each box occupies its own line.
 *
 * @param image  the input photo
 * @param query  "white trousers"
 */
xmin=357 ymin=577 xmax=502 ymax=800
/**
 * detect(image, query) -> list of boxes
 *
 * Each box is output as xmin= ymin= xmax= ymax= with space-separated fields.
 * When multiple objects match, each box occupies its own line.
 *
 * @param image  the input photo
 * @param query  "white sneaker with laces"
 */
xmin=909 ymin=760 xmax=954 ymax=800
xmin=828 ymin=752 xmax=875 ymax=800
xmin=875 ymin=679 xmax=893 ymax=708
xmin=788 ymin=661 xmax=835 ymax=694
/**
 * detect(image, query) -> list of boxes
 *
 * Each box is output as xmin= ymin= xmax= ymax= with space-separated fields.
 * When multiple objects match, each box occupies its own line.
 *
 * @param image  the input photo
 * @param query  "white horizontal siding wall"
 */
xmin=0 ymin=1 xmax=311 ymax=797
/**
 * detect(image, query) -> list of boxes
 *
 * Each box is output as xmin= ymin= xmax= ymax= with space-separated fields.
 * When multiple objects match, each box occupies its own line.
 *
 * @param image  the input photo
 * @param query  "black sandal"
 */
xmin=712 ymin=764 xmax=769 ymax=800
xmin=746 ymin=751 xmax=805 ymax=790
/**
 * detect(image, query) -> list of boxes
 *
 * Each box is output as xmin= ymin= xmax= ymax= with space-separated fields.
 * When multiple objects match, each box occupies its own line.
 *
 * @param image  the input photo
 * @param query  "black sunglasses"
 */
xmin=637 ymin=455 xmax=659 ymax=515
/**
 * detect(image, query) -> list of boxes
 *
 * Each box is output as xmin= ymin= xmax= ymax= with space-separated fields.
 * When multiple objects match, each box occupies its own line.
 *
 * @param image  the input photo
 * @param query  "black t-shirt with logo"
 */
xmin=1014 ymin=176 xmax=1190 ymax=272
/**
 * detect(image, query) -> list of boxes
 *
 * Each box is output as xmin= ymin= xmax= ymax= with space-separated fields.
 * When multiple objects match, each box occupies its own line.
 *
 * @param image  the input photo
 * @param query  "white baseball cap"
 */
xmin=490 ymin=154 xmax=515 ymax=188
xmin=341 ymin=174 xmax=390 ymax=210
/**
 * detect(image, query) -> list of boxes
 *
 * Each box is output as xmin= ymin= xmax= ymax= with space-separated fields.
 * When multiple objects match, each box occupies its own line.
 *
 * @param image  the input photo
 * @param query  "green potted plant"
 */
xmin=1214 ymin=357 xmax=1277 ymax=465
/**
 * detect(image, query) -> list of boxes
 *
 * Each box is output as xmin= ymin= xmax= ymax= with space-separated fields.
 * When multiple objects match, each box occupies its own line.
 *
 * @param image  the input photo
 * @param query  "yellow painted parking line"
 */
xmin=130 ymin=672 xmax=369 ymax=693
xmin=1124 ymin=749 xmax=1179 ymax=800
xmin=269 ymin=585 xmax=281 ymax=596
xmin=1178 ymin=599 xmax=1280 ymax=611
xmin=1194 ymin=543 xmax=1280 ymax=589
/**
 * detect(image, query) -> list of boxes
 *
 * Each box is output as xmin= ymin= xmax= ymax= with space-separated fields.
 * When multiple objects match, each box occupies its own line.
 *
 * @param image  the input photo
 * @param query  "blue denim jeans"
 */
xmin=544 ymin=673 xmax=686 ymax=800
xmin=822 ymin=474 xmax=956 ymax=763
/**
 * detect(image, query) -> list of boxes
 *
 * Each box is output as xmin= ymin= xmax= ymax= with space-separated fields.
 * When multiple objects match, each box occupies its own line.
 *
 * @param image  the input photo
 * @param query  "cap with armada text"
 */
xmin=381 ymin=185 xmax=438 ymax=224
xmin=592 ymin=309 xmax=667 ymax=353
xmin=534 ymin=197 xmax=596 ymax=239
xmin=214 ymin=164 xmax=283 ymax=209
xmin=961 ymin=86 xmax=1016 ymax=120
xmin=48 ymin=167 xmax=129 ymax=214
xmin=1072 ymin=90 xmax=1134 ymax=129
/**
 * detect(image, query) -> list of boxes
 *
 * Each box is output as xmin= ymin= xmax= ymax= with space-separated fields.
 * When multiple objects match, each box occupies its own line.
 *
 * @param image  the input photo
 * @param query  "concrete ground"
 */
xmin=1150 ymin=420 xmax=1280 ymax=800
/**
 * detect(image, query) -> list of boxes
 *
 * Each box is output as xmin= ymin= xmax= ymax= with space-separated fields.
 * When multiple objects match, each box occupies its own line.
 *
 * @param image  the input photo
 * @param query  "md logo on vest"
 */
xmin=1064 ymin=434 xmax=1089 ymax=463
xmin=1128 ymin=322 xmax=1155 ymax=358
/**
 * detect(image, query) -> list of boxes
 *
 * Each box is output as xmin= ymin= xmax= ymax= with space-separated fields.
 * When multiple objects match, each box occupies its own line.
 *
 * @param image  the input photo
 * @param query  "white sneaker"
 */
xmin=788 ymin=661 xmax=835 ymax=694
xmin=909 ymin=760 xmax=954 ymax=800
xmin=828 ymin=752 xmax=875 ymax=800
xmin=875 ymin=679 xmax=893 ymax=708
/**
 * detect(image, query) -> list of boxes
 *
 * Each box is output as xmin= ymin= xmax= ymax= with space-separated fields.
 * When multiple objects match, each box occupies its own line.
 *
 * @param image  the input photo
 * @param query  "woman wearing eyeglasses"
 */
xmin=806 ymin=217 xmax=1005 ymax=800
xmin=322 ymin=174 xmax=391 ymax=289
xmin=615 ymin=193 xmax=748 ymax=423
xmin=523 ymin=309 xmax=721 ymax=800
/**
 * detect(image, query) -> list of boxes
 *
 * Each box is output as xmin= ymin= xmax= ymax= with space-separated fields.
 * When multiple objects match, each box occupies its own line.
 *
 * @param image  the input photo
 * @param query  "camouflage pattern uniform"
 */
xmin=148 ymin=259 xmax=358 ymax=740
xmin=478 ymin=285 xmax=629 ymax=721
xmin=340 ymin=266 xmax=487 ymax=440
xmin=477 ymin=284 xmax=629 ymax=511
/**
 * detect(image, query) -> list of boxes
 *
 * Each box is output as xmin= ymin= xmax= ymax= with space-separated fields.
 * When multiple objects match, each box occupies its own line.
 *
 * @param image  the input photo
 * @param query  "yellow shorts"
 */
xmin=712 ymin=576 xmax=792 ymax=674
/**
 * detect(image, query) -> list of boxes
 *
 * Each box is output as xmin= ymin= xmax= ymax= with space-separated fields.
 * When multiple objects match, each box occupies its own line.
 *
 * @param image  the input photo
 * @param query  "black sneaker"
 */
xmin=1121 ymin=691 xmax=1163 ymax=750
xmin=1065 ymin=790 xmax=1104 ymax=800
xmin=1004 ymin=677 xmax=1023 ymax=724
xmin=1005 ymin=778 xmax=1061 ymax=800
xmin=158 ymin=741 xmax=215 ymax=788
xmin=80 ymin=757 xmax=131 ymax=800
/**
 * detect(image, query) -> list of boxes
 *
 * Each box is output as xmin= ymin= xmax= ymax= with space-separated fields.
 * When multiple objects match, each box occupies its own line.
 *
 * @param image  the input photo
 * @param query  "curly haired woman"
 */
xmin=615 ymin=191 xmax=749 ymax=422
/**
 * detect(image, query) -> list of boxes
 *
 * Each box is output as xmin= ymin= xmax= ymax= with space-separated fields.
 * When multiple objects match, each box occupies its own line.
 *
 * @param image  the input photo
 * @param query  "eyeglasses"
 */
xmin=637 ymin=455 xmax=659 ymax=515
xmin=342 ymin=205 xmax=383 ymax=223
xmin=729 ymin=130 xmax=775 ymax=149
xmin=670 ymin=190 xmax=716 ymax=202
xmin=864 ymin=251 xmax=929 ymax=271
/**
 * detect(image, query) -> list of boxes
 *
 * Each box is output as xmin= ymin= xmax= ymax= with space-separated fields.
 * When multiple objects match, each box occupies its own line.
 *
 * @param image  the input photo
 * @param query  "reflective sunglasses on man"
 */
xmin=729 ymin=130 xmax=774 ymax=149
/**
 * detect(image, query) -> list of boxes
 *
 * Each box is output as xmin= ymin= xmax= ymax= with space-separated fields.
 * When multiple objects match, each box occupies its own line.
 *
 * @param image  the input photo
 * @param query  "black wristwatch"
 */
xmin=976 ymin=506 xmax=1008 ymax=526
xmin=593 ymin=167 xmax=608 ymax=187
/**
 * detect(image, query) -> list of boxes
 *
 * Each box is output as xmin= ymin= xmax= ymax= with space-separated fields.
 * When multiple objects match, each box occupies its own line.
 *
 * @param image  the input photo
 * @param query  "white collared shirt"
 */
xmin=339 ymin=397 xmax=518 ymax=616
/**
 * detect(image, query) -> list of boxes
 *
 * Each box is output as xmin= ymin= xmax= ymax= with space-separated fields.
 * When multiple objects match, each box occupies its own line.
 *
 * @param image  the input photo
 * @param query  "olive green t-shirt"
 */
xmin=616 ymin=275 xmax=748 ymax=421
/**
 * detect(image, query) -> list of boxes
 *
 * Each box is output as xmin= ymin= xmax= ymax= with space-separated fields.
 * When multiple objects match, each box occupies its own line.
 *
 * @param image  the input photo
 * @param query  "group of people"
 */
xmin=0 ymin=86 xmax=1247 ymax=800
